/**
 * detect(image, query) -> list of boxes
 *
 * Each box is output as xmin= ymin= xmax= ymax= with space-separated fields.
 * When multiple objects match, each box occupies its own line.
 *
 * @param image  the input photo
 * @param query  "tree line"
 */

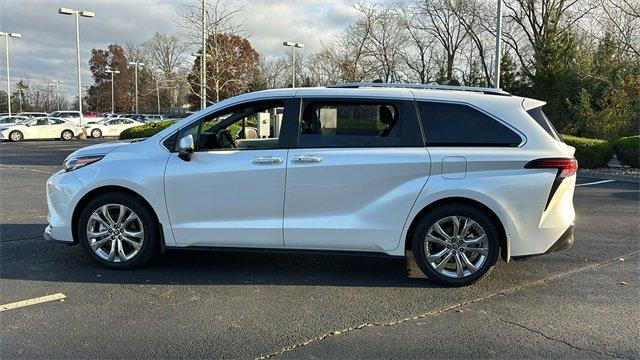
xmin=2 ymin=0 xmax=637 ymax=139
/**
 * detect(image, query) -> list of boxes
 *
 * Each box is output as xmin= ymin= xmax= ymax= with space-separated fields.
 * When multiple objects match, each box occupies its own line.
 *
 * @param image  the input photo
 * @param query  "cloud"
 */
xmin=0 ymin=0 xmax=359 ymax=101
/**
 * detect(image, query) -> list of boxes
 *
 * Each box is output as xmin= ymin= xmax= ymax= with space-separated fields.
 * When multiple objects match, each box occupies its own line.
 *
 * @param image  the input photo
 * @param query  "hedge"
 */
xmin=119 ymin=120 xmax=176 ymax=140
xmin=562 ymin=134 xmax=614 ymax=169
xmin=612 ymin=135 xmax=639 ymax=168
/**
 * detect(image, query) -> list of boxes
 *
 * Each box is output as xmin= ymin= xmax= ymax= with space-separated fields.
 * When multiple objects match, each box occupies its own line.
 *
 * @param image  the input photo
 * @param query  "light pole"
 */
xmin=493 ymin=0 xmax=503 ymax=89
xmin=1 ymin=32 xmax=21 ymax=116
xmin=47 ymin=80 xmax=64 ymax=111
xmin=191 ymin=52 xmax=211 ymax=110
xmin=283 ymin=42 xmax=304 ymax=88
xmin=128 ymin=61 xmax=145 ymax=114
xmin=105 ymin=69 xmax=120 ymax=114
xmin=58 ymin=7 xmax=94 ymax=139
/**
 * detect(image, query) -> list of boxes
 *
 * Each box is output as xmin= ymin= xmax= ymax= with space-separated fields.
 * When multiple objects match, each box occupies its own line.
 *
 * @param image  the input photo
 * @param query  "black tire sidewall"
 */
xmin=10 ymin=131 xmax=22 ymax=142
xmin=61 ymin=130 xmax=73 ymax=140
xmin=78 ymin=192 xmax=158 ymax=269
xmin=412 ymin=204 xmax=500 ymax=286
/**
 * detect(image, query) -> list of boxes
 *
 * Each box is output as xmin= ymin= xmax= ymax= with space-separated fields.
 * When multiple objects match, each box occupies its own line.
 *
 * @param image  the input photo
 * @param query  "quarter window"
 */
xmin=298 ymin=101 xmax=402 ymax=148
xmin=417 ymin=101 xmax=522 ymax=147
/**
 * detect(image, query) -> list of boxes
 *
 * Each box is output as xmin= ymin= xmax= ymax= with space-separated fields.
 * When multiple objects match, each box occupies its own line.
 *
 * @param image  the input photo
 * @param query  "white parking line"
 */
xmin=576 ymin=179 xmax=616 ymax=187
xmin=0 ymin=293 xmax=66 ymax=312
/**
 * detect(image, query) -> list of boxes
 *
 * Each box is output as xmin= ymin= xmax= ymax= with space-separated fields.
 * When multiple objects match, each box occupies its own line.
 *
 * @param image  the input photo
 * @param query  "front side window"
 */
xmin=172 ymin=100 xmax=286 ymax=152
xmin=298 ymin=101 xmax=402 ymax=148
xmin=417 ymin=101 xmax=522 ymax=147
xmin=30 ymin=118 xmax=47 ymax=126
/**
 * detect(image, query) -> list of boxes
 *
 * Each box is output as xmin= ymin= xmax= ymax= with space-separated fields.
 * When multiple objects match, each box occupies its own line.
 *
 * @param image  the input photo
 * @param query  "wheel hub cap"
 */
xmin=424 ymin=215 xmax=489 ymax=279
xmin=86 ymin=204 xmax=144 ymax=263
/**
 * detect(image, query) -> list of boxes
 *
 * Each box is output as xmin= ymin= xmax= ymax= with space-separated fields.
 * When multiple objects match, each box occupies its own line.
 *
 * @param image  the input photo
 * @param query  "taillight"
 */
xmin=525 ymin=157 xmax=578 ymax=210
xmin=524 ymin=158 xmax=578 ymax=179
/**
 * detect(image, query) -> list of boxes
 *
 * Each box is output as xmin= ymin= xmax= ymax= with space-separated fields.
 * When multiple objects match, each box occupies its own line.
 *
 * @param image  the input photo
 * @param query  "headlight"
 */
xmin=63 ymin=155 xmax=104 ymax=172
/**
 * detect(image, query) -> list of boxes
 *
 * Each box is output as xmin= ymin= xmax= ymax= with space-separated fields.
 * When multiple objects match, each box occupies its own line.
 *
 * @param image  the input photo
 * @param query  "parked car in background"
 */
xmin=0 ymin=115 xmax=28 ymax=126
xmin=44 ymin=83 xmax=578 ymax=286
xmin=0 ymin=117 xmax=81 ymax=141
xmin=49 ymin=111 xmax=82 ymax=124
xmin=85 ymin=118 xmax=144 ymax=138
xmin=18 ymin=112 xmax=49 ymax=118
xmin=142 ymin=114 xmax=165 ymax=122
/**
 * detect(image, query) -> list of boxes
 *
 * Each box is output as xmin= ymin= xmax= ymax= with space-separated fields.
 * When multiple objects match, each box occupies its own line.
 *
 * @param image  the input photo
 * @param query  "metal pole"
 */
xmin=74 ymin=12 xmax=86 ymax=138
xmin=5 ymin=36 xmax=10 ymax=116
xmin=55 ymin=82 xmax=60 ymax=111
xmin=134 ymin=64 xmax=139 ymax=114
xmin=110 ymin=71 xmax=115 ymax=113
xmin=494 ymin=0 xmax=503 ymax=89
xmin=201 ymin=0 xmax=207 ymax=110
xmin=291 ymin=46 xmax=296 ymax=88
xmin=156 ymin=81 xmax=160 ymax=114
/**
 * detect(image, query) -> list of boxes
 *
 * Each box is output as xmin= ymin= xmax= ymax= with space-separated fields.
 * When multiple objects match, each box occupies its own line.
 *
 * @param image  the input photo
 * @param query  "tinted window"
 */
xmin=418 ymin=102 xmax=522 ymax=147
xmin=299 ymin=101 xmax=403 ymax=148
xmin=527 ymin=107 xmax=562 ymax=142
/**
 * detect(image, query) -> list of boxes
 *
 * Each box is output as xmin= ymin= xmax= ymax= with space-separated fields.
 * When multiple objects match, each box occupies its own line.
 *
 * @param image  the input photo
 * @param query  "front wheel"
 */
xmin=78 ymin=192 xmax=158 ymax=269
xmin=9 ymin=130 xmax=23 ymax=142
xmin=61 ymin=130 xmax=74 ymax=141
xmin=91 ymin=129 xmax=102 ymax=138
xmin=412 ymin=204 xmax=500 ymax=286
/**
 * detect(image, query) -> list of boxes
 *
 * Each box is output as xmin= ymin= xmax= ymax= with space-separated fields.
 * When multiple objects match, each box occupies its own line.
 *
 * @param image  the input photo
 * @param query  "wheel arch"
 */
xmin=404 ymin=197 xmax=510 ymax=263
xmin=71 ymin=185 xmax=164 ymax=251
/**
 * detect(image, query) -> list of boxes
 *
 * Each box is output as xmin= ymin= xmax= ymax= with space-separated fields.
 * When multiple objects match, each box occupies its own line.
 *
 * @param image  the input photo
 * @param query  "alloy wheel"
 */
xmin=424 ymin=215 xmax=489 ymax=278
xmin=86 ymin=204 xmax=144 ymax=263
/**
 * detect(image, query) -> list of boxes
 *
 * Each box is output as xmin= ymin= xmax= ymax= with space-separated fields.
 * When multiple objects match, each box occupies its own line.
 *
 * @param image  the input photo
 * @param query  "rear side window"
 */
xmin=298 ymin=101 xmax=408 ymax=148
xmin=417 ymin=101 xmax=522 ymax=147
xmin=527 ymin=106 xmax=563 ymax=142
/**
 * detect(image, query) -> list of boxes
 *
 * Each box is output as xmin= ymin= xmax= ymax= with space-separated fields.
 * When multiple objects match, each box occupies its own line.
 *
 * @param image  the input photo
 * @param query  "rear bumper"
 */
xmin=513 ymin=224 xmax=574 ymax=260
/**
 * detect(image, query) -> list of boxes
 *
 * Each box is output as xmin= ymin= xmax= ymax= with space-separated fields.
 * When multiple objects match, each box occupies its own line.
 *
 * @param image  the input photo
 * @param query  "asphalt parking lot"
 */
xmin=1 ymin=140 xmax=638 ymax=359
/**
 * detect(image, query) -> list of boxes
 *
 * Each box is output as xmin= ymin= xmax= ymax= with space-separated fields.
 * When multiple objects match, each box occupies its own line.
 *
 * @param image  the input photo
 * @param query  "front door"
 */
xmin=283 ymin=98 xmax=430 ymax=252
xmin=26 ymin=118 xmax=48 ymax=138
xmin=164 ymin=98 xmax=296 ymax=247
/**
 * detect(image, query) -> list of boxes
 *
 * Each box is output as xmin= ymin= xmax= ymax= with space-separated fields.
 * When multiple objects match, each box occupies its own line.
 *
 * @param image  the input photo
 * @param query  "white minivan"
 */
xmin=45 ymin=83 xmax=577 ymax=286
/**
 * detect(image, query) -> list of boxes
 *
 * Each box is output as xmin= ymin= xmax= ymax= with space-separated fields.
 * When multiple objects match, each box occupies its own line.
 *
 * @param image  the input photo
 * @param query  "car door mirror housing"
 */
xmin=178 ymin=134 xmax=195 ymax=161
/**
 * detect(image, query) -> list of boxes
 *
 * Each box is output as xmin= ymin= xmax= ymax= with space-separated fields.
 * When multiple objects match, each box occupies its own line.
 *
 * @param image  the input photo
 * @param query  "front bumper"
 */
xmin=44 ymin=170 xmax=84 ymax=244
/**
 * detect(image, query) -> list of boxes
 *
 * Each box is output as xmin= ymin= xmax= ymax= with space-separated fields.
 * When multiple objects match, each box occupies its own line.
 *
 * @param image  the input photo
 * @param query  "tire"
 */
xmin=9 ymin=130 xmax=23 ymax=142
xmin=77 ymin=192 xmax=158 ymax=269
xmin=61 ymin=130 xmax=74 ymax=141
xmin=411 ymin=204 xmax=500 ymax=287
xmin=91 ymin=129 xmax=102 ymax=138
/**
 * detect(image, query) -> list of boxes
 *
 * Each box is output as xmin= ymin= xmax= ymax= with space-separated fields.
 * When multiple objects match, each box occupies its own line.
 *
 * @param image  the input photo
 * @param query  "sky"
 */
xmin=0 ymin=0 xmax=360 ymax=100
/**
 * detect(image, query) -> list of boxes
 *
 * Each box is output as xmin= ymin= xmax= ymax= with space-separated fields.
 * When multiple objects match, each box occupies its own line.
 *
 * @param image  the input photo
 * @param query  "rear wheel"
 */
xmin=78 ymin=192 xmax=158 ymax=269
xmin=9 ymin=130 xmax=23 ymax=142
xmin=61 ymin=130 xmax=74 ymax=141
xmin=412 ymin=204 xmax=499 ymax=286
xmin=91 ymin=129 xmax=102 ymax=138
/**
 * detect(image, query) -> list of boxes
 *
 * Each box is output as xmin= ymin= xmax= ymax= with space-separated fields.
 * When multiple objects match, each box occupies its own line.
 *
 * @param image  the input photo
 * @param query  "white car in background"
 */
xmin=85 ymin=118 xmax=144 ymax=138
xmin=0 ymin=117 xmax=81 ymax=141
xmin=0 ymin=115 xmax=28 ymax=126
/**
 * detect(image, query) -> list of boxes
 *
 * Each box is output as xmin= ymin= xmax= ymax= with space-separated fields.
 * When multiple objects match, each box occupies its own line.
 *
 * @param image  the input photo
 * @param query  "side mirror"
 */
xmin=178 ymin=134 xmax=195 ymax=161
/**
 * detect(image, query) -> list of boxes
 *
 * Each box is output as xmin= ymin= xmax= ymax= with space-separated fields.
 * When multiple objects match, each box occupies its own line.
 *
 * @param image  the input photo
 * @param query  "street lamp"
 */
xmin=0 ymin=32 xmax=21 ymax=116
xmin=58 ymin=7 xmax=94 ymax=139
xmin=105 ymin=69 xmax=120 ymax=114
xmin=283 ymin=41 xmax=304 ymax=88
xmin=128 ymin=61 xmax=145 ymax=114
xmin=493 ymin=0 xmax=503 ymax=89
xmin=47 ymin=80 xmax=64 ymax=111
xmin=191 ymin=52 xmax=211 ymax=110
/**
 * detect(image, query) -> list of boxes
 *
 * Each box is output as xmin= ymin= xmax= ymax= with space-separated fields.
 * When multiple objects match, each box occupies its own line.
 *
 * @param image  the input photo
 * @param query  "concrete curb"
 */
xmin=578 ymin=169 xmax=640 ymax=183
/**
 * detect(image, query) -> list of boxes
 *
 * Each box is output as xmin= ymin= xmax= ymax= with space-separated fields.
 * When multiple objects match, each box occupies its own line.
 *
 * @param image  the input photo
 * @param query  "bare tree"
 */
xmin=397 ymin=3 xmax=437 ymax=83
xmin=414 ymin=0 xmax=468 ymax=80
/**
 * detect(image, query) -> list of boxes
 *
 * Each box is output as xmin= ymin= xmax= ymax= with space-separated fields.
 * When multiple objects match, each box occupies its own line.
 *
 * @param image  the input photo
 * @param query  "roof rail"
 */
xmin=327 ymin=82 xmax=511 ymax=96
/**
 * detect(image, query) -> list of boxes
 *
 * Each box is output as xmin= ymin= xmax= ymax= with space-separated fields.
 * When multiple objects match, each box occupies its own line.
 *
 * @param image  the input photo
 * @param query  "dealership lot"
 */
xmin=1 ymin=140 xmax=638 ymax=359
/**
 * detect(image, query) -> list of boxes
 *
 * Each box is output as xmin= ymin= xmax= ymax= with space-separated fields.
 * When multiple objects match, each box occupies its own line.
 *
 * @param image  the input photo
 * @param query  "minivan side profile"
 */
xmin=45 ymin=84 xmax=577 ymax=286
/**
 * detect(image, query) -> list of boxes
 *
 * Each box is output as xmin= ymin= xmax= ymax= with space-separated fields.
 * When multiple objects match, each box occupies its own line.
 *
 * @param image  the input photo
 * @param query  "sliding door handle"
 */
xmin=251 ymin=156 xmax=283 ymax=165
xmin=292 ymin=155 xmax=323 ymax=163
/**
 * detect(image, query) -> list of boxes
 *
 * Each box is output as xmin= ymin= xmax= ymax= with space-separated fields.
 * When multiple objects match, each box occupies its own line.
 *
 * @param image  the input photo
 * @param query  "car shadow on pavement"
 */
xmin=1 ymin=223 xmax=437 ymax=288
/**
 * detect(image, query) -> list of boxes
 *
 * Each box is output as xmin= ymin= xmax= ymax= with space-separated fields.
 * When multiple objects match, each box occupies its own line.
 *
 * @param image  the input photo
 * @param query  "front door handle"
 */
xmin=252 ymin=156 xmax=283 ymax=165
xmin=292 ymin=155 xmax=323 ymax=163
